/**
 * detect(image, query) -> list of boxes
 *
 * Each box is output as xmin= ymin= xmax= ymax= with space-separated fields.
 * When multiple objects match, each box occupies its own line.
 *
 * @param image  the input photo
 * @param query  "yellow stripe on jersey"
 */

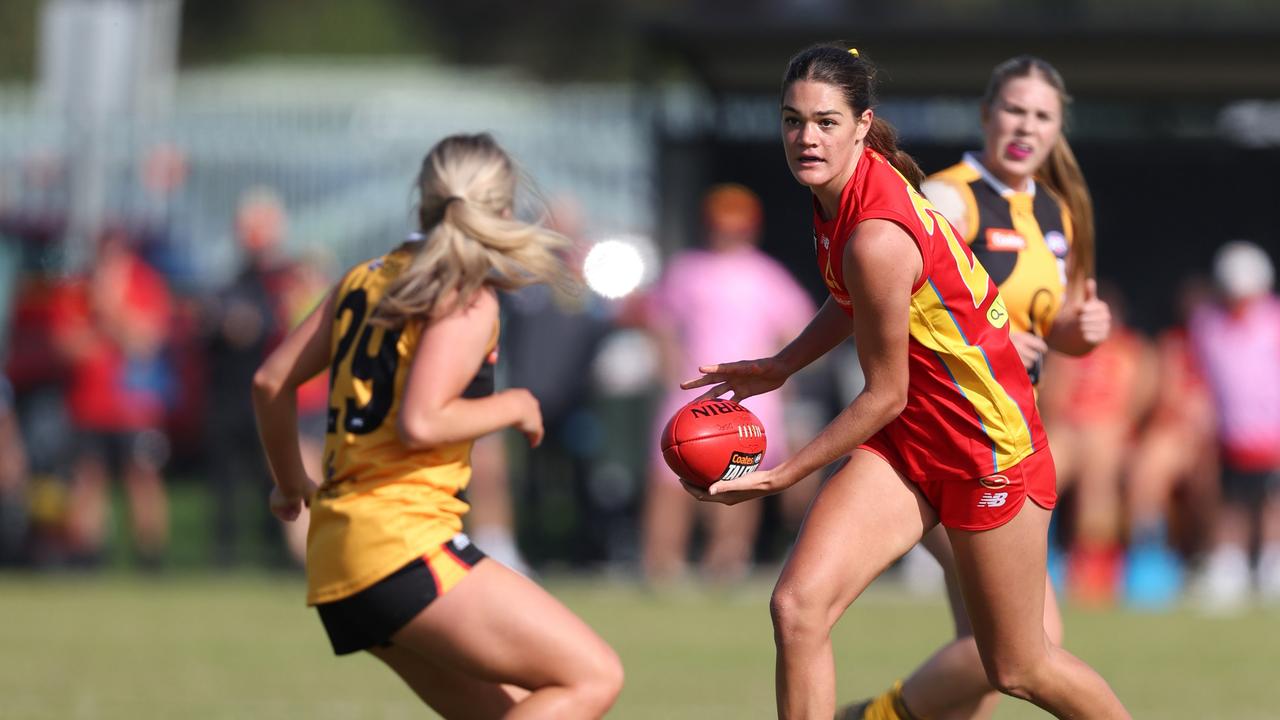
xmin=306 ymin=248 xmax=497 ymax=605
xmin=908 ymin=280 xmax=1035 ymax=472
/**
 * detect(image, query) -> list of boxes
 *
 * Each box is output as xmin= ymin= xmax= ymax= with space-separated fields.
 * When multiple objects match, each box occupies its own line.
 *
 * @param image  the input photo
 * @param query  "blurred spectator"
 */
xmin=1123 ymin=278 xmax=1218 ymax=609
xmin=50 ymin=229 xmax=174 ymax=568
xmin=203 ymin=188 xmax=326 ymax=567
xmin=0 ymin=373 xmax=29 ymax=564
xmin=1188 ymin=241 xmax=1280 ymax=611
xmin=500 ymin=197 xmax=616 ymax=569
xmin=1039 ymin=282 xmax=1156 ymax=606
xmin=640 ymin=183 xmax=813 ymax=586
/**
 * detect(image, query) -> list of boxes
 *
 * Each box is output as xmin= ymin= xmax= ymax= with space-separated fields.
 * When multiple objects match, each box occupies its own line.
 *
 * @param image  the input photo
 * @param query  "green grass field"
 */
xmin=2 ymin=571 xmax=1277 ymax=719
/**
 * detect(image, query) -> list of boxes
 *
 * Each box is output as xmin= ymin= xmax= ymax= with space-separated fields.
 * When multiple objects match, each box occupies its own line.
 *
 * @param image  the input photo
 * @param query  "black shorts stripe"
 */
xmin=316 ymin=539 xmax=487 ymax=655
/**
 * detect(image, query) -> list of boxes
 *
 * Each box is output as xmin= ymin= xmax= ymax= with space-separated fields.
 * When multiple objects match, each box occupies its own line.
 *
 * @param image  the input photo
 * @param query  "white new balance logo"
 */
xmin=977 ymin=492 xmax=1008 ymax=508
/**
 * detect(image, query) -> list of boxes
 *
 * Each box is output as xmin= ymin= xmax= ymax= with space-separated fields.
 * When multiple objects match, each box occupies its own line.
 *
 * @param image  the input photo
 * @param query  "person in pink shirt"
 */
xmin=1189 ymin=240 xmax=1280 ymax=610
xmin=641 ymin=183 xmax=815 ymax=586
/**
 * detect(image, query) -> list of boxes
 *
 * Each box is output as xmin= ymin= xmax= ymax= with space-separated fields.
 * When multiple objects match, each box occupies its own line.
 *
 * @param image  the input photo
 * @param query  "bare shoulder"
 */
xmin=845 ymin=219 xmax=922 ymax=287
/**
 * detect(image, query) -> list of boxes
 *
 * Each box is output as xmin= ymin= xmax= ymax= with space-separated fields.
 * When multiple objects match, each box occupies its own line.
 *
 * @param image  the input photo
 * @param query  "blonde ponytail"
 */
xmin=1037 ymin=135 xmax=1095 ymax=285
xmin=372 ymin=133 xmax=574 ymax=327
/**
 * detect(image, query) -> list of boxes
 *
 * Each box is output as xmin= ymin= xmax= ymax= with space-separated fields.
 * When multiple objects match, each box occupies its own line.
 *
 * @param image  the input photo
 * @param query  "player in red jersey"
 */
xmin=681 ymin=44 xmax=1129 ymax=719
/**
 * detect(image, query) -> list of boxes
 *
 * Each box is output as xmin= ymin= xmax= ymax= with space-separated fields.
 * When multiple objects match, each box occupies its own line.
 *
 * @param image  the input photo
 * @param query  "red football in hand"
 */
xmin=661 ymin=398 xmax=767 ymax=489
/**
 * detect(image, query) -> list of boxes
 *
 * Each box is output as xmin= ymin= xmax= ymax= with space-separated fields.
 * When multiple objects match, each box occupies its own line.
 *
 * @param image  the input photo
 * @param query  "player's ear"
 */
xmin=854 ymin=108 xmax=874 ymax=143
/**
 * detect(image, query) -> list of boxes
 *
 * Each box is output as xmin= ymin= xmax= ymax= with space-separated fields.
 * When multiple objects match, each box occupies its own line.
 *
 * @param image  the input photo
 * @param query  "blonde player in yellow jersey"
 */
xmin=251 ymin=133 xmax=623 ymax=719
xmin=843 ymin=57 xmax=1113 ymax=720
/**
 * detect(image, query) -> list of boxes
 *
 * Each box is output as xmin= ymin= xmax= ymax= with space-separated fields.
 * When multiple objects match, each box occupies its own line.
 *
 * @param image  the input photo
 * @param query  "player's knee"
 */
xmin=983 ymin=655 xmax=1049 ymax=702
xmin=769 ymin=583 xmax=826 ymax=645
xmin=573 ymin=647 xmax=624 ymax=714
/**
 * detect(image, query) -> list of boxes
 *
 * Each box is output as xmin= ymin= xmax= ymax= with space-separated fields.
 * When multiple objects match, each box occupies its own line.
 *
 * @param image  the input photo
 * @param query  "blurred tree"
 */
xmin=0 ymin=0 xmax=39 ymax=81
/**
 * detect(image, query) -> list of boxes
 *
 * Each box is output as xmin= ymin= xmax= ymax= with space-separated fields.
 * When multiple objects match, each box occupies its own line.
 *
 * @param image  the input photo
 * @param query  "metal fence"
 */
xmin=0 ymin=62 xmax=656 ymax=287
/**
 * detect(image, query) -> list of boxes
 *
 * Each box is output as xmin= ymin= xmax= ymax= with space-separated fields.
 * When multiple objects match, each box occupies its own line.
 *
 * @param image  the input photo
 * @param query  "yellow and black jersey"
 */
xmin=922 ymin=152 xmax=1073 ymax=339
xmin=307 ymin=246 xmax=497 ymax=605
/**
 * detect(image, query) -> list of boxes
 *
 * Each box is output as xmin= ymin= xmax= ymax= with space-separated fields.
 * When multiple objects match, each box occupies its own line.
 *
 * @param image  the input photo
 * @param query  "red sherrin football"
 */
xmin=661 ymin=398 xmax=767 ymax=489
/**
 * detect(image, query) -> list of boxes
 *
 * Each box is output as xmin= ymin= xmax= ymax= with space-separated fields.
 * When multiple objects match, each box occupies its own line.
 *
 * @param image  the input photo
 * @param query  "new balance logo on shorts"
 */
xmin=977 ymin=492 xmax=1009 ymax=508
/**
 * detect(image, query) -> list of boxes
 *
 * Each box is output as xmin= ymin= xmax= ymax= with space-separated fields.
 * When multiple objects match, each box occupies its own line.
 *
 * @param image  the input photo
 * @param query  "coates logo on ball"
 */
xmin=662 ymin=398 xmax=768 ymax=489
xmin=720 ymin=450 xmax=764 ymax=481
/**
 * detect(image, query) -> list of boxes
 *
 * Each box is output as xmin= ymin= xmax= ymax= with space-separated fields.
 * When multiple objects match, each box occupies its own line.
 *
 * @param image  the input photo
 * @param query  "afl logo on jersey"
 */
xmin=1045 ymin=231 xmax=1069 ymax=258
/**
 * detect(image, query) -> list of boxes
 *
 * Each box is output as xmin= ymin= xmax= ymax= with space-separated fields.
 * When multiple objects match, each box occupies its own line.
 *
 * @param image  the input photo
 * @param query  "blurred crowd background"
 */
xmin=2 ymin=0 xmax=1280 ymax=615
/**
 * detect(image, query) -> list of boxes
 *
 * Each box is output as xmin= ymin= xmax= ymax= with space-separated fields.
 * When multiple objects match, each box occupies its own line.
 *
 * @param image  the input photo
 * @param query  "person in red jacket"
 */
xmin=52 ymin=229 xmax=173 ymax=567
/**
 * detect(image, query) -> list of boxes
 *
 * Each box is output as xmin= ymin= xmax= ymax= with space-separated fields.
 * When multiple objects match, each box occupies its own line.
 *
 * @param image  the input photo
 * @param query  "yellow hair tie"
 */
xmin=848 ymin=48 xmax=859 ymax=57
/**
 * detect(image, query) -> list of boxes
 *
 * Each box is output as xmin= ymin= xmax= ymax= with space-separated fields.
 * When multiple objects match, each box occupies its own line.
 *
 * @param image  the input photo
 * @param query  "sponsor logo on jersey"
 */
xmin=977 ymin=491 xmax=1009 ymax=508
xmin=985 ymin=228 xmax=1026 ymax=252
xmin=719 ymin=451 xmax=763 ymax=481
xmin=979 ymin=473 xmax=1011 ymax=489
xmin=1045 ymin=231 xmax=1069 ymax=258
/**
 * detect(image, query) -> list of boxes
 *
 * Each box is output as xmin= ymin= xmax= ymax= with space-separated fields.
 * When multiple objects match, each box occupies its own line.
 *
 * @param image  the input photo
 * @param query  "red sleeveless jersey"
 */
xmin=814 ymin=147 xmax=1047 ymax=481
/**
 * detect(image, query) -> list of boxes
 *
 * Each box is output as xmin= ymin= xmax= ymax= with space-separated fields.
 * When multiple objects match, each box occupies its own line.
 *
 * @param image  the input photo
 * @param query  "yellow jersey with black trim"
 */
xmin=306 ymin=247 xmax=498 ymax=605
xmin=922 ymin=152 xmax=1073 ymax=340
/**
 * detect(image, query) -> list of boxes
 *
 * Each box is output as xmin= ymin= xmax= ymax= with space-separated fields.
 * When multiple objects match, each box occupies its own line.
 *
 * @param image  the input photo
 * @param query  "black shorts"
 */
xmin=316 ymin=535 xmax=486 ymax=655
xmin=74 ymin=429 xmax=170 ymax=471
xmin=1221 ymin=464 xmax=1280 ymax=508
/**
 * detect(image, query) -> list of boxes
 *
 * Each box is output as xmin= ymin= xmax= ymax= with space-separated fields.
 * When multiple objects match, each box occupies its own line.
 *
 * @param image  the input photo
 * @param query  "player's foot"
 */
xmin=1191 ymin=545 xmax=1250 ymax=615
xmin=1124 ymin=541 xmax=1183 ymax=610
xmin=837 ymin=681 xmax=917 ymax=720
xmin=1069 ymin=545 xmax=1121 ymax=607
xmin=834 ymin=699 xmax=869 ymax=720
xmin=1257 ymin=543 xmax=1280 ymax=604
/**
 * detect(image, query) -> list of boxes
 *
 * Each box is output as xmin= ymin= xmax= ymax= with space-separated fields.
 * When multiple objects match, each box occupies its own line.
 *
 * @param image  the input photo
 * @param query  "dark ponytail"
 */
xmin=984 ymin=55 xmax=1095 ymax=282
xmin=782 ymin=43 xmax=923 ymax=190
xmin=865 ymin=116 xmax=925 ymax=191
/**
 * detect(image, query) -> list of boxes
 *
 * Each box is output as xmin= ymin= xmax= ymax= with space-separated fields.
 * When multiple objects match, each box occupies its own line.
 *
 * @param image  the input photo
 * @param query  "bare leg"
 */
xmin=66 ymin=455 xmax=110 ymax=558
xmin=1126 ymin=425 xmax=1188 ymax=532
xmin=368 ymin=643 xmax=527 ymax=719
xmin=700 ymin=498 xmax=762 ymax=585
xmin=122 ymin=456 xmax=168 ymax=562
xmin=772 ymin=450 xmax=936 ymax=719
xmin=388 ymin=559 xmax=623 ymax=719
xmin=465 ymin=433 xmax=531 ymax=573
xmin=895 ymin=527 xmax=1062 ymax=720
xmin=641 ymin=471 xmax=696 ymax=586
xmin=467 ymin=433 xmax=514 ymax=532
xmin=948 ymin=501 xmax=1130 ymax=718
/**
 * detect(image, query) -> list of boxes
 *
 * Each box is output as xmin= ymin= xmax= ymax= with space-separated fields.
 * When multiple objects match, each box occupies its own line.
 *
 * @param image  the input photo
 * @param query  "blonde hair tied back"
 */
xmin=372 ymin=133 xmax=574 ymax=327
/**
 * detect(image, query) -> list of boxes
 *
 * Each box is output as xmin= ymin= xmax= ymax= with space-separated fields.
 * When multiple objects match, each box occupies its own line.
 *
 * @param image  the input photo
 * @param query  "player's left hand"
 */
xmin=680 ymin=468 xmax=790 ymax=506
xmin=269 ymin=479 xmax=317 ymax=522
xmin=1075 ymin=279 xmax=1111 ymax=346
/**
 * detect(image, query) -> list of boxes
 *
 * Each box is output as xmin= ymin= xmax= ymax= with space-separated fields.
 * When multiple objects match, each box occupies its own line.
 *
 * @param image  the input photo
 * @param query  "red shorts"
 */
xmin=859 ymin=441 xmax=1057 ymax=531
